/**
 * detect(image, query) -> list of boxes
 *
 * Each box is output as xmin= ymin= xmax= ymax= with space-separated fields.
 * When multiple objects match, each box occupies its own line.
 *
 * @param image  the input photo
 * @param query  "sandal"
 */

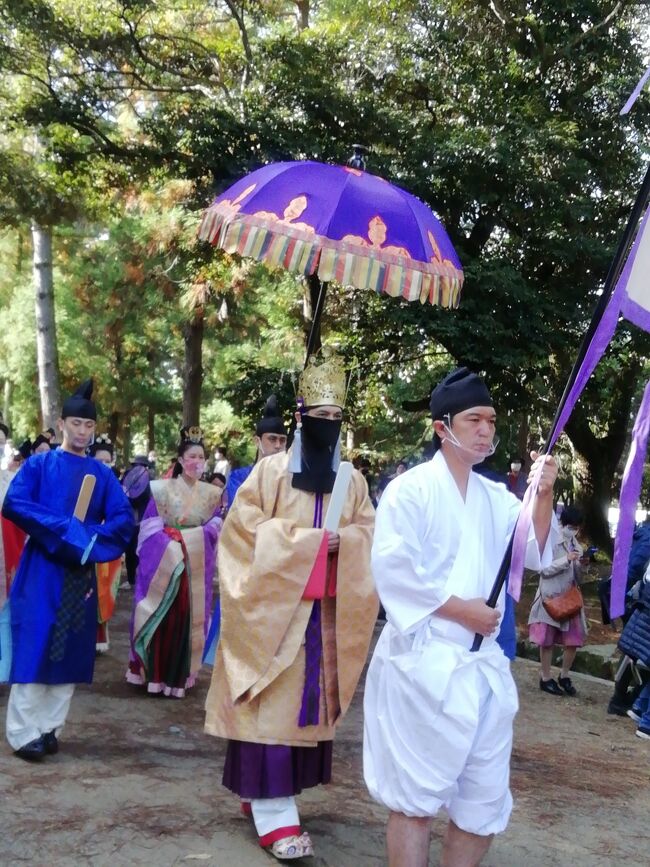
xmin=268 ymin=832 xmax=314 ymax=860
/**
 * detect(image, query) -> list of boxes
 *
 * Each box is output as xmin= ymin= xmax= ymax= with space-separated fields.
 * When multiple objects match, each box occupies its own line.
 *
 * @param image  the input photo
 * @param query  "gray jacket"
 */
xmin=528 ymin=537 xmax=583 ymax=630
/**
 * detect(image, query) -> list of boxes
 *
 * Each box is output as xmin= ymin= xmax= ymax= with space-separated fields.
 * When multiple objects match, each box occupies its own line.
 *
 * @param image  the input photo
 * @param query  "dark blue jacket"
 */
xmin=619 ymin=581 xmax=650 ymax=666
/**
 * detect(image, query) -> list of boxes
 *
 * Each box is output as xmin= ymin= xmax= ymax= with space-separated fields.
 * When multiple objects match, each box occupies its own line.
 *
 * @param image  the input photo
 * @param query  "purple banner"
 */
xmin=508 ymin=207 xmax=650 ymax=600
xmin=548 ymin=207 xmax=650 ymax=450
xmin=621 ymin=65 xmax=650 ymax=116
xmin=609 ymin=381 xmax=650 ymax=618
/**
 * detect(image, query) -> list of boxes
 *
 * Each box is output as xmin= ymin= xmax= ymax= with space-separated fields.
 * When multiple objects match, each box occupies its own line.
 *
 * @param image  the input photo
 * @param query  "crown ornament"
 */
xmin=298 ymin=347 xmax=347 ymax=408
xmin=180 ymin=425 xmax=204 ymax=444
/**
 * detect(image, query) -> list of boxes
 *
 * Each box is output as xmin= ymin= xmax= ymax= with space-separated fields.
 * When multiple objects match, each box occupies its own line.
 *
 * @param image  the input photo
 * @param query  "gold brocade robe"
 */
xmin=204 ymin=450 xmax=377 ymax=747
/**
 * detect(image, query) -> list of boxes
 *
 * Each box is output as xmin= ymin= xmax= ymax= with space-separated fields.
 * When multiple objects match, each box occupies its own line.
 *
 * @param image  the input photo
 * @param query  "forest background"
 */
xmin=0 ymin=0 xmax=649 ymax=549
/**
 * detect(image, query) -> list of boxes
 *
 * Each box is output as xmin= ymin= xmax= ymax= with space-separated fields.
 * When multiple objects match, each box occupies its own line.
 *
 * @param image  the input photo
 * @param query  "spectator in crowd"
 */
xmin=528 ymin=504 xmax=587 ymax=697
xmin=507 ymin=456 xmax=527 ymax=500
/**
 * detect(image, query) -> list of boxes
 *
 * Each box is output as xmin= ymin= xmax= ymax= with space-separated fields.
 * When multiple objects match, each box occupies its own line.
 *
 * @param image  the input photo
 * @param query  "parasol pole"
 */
xmin=471 ymin=161 xmax=650 ymax=653
xmin=305 ymin=275 xmax=328 ymax=364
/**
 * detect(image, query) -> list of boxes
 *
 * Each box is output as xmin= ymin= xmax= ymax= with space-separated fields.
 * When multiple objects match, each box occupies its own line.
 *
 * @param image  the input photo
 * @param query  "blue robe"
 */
xmin=2 ymin=449 xmax=134 ymax=684
xmin=203 ymin=464 xmax=254 ymax=665
xmin=224 ymin=464 xmax=253 ymax=510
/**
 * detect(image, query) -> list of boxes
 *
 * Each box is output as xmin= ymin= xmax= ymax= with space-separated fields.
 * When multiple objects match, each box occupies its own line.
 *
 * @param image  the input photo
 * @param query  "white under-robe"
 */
xmin=363 ymin=451 xmax=556 ymax=835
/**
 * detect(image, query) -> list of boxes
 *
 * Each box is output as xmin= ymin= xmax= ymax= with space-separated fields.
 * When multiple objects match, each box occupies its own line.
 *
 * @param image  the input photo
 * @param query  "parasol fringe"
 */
xmin=198 ymin=207 xmax=463 ymax=308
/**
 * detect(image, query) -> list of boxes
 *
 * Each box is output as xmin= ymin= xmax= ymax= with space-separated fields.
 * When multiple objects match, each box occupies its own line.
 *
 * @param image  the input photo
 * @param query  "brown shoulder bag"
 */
xmin=542 ymin=584 xmax=584 ymax=622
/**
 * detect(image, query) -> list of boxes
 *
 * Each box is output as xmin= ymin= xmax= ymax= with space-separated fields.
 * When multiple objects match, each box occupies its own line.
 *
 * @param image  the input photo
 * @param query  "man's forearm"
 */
xmin=436 ymin=594 xmax=500 ymax=636
xmin=532 ymin=491 xmax=553 ymax=553
xmin=435 ymin=595 xmax=467 ymax=625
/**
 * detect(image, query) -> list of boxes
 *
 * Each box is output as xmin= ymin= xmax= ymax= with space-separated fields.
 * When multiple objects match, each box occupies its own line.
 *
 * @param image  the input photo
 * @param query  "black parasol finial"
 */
xmin=347 ymin=144 xmax=369 ymax=171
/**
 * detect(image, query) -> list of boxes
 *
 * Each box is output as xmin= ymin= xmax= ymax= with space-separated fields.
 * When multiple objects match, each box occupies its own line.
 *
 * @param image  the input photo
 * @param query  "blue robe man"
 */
xmin=224 ymin=394 xmax=287 ymax=509
xmin=1 ymin=380 xmax=133 ymax=760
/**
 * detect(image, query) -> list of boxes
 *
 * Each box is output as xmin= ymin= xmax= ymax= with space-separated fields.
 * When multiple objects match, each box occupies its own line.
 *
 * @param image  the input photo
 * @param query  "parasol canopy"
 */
xmin=199 ymin=160 xmax=463 ymax=307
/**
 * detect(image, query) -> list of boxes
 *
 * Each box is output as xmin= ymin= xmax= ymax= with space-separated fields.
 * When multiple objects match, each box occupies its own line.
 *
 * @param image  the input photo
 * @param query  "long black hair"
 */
xmin=560 ymin=504 xmax=584 ymax=527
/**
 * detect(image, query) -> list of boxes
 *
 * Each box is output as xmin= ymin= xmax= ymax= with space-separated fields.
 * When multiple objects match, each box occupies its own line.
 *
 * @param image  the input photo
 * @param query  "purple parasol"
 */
xmin=199 ymin=160 xmax=463 ymax=307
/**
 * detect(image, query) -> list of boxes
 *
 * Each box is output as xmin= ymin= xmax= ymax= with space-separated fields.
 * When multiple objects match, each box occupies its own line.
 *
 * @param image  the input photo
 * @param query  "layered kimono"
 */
xmin=0 ymin=469 xmax=26 ymax=680
xmin=204 ymin=449 xmax=377 ymax=799
xmin=364 ymin=451 xmax=556 ymax=833
xmin=1 ymin=450 xmax=133 ymax=684
xmin=95 ymin=558 xmax=123 ymax=651
xmin=0 ymin=469 xmax=26 ymax=606
xmin=127 ymin=476 xmax=222 ymax=697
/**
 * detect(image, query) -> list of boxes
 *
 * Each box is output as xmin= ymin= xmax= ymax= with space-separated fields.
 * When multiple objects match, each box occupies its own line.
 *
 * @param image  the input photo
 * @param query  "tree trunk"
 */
xmin=31 ymin=224 xmax=61 ymax=428
xmin=2 ymin=379 xmax=11 ymax=428
xmin=295 ymin=0 xmax=309 ymax=29
xmin=517 ymin=415 xmax=529 ymax=464
xmin=565 ymin=360 xmax=642 ymax=554
xmin=147 ymin=406 xmax=156 ymax=452
xmin=122 ymin=415 xmax=132 ymax=466
xmin=182 ymin=311 xmax=204 ymax=426
xmin=569 ymin=447 xmax=615 ymax=553
xmin=108 ymin=410 xmax=120 ymax=445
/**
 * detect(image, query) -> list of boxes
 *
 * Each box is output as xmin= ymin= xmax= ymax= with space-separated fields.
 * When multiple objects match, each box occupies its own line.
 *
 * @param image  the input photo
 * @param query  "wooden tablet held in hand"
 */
xmin=73 ymin=474 xmax=96 ymax=521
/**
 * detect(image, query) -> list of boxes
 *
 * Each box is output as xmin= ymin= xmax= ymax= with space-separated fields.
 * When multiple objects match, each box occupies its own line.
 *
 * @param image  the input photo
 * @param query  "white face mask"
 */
xmin=562 ymin=526 xmax=575 ymax=541
xmin=441 ymin=422 xmax=499 ymax=461
xmin=181 ymin=457 xmax=206 ymax=480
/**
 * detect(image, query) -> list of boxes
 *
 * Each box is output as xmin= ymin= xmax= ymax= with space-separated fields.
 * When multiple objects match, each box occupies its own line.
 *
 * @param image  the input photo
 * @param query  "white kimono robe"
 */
xmin=363 ymin=451 xmax=555 ymax=835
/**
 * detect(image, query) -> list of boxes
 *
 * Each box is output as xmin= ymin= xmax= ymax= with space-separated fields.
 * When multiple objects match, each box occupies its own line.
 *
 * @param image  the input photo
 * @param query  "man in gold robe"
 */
xmin=205 ymin=350 xmax=377 ymax=861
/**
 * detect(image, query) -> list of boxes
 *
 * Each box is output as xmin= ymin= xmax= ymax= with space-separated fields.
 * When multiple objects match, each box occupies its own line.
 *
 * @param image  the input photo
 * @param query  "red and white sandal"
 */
xmin=267 ymin=832 xmax=314 ymax=860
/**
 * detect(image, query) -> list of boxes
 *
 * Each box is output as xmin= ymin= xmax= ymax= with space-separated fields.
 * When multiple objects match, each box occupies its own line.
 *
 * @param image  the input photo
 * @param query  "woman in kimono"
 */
xmin=88 ymin=435 xmax=122 ymax=652
xmin=529 ymin=503 xmax=587 ymax=697
xmin=127 ymin=427 xmax=222 ymax=697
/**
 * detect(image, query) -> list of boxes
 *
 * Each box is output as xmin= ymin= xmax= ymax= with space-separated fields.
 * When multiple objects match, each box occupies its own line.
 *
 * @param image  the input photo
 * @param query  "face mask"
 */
xmin=301 ymin=415 xmax=342 ymax=449
xmin=511 ymin=463 xmax=521 ymax=473
xmin=441 ymin=422 xmax=499 ymax=460
xmin=181 ymin=458 xmax=205 ymax=479
xmin=562 ymin=526 xmax=575 ymax=541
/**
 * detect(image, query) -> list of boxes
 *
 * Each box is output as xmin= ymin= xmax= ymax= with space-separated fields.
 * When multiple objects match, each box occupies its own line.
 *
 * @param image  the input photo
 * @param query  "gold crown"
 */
xmin=298 ymin=348 xmax=347 ymax=408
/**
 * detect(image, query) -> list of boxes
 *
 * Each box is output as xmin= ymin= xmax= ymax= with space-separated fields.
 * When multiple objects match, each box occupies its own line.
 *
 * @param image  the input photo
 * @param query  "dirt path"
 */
xmin=2 ymin=589 xmax=648 ymax=866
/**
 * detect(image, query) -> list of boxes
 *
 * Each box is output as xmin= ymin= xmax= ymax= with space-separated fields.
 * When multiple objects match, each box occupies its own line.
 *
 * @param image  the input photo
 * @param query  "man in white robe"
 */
xmin=363 ymin=367 xmax=559 ymax=867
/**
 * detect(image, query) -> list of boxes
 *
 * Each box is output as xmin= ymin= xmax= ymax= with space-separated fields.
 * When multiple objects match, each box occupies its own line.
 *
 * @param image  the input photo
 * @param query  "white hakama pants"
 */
xmin=363 ymin=624 xmax=518 ymax=836
xmin=250 ymin=797 xmax=300 ymax=846
xmin=6 ymin=683 xmax=75 ymax=750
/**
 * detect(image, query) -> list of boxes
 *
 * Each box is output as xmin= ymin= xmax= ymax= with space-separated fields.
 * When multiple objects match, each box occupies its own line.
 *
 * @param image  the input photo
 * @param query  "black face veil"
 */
xmin=291 ymin=413 xmax=342 ymax=495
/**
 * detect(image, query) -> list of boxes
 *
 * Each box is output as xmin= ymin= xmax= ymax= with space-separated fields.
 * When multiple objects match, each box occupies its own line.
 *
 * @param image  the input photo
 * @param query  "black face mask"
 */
xmin=300 ymin=415 xmax=342 ymax=448
xmin=291 ymin=415 xmax=342 ymax=495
